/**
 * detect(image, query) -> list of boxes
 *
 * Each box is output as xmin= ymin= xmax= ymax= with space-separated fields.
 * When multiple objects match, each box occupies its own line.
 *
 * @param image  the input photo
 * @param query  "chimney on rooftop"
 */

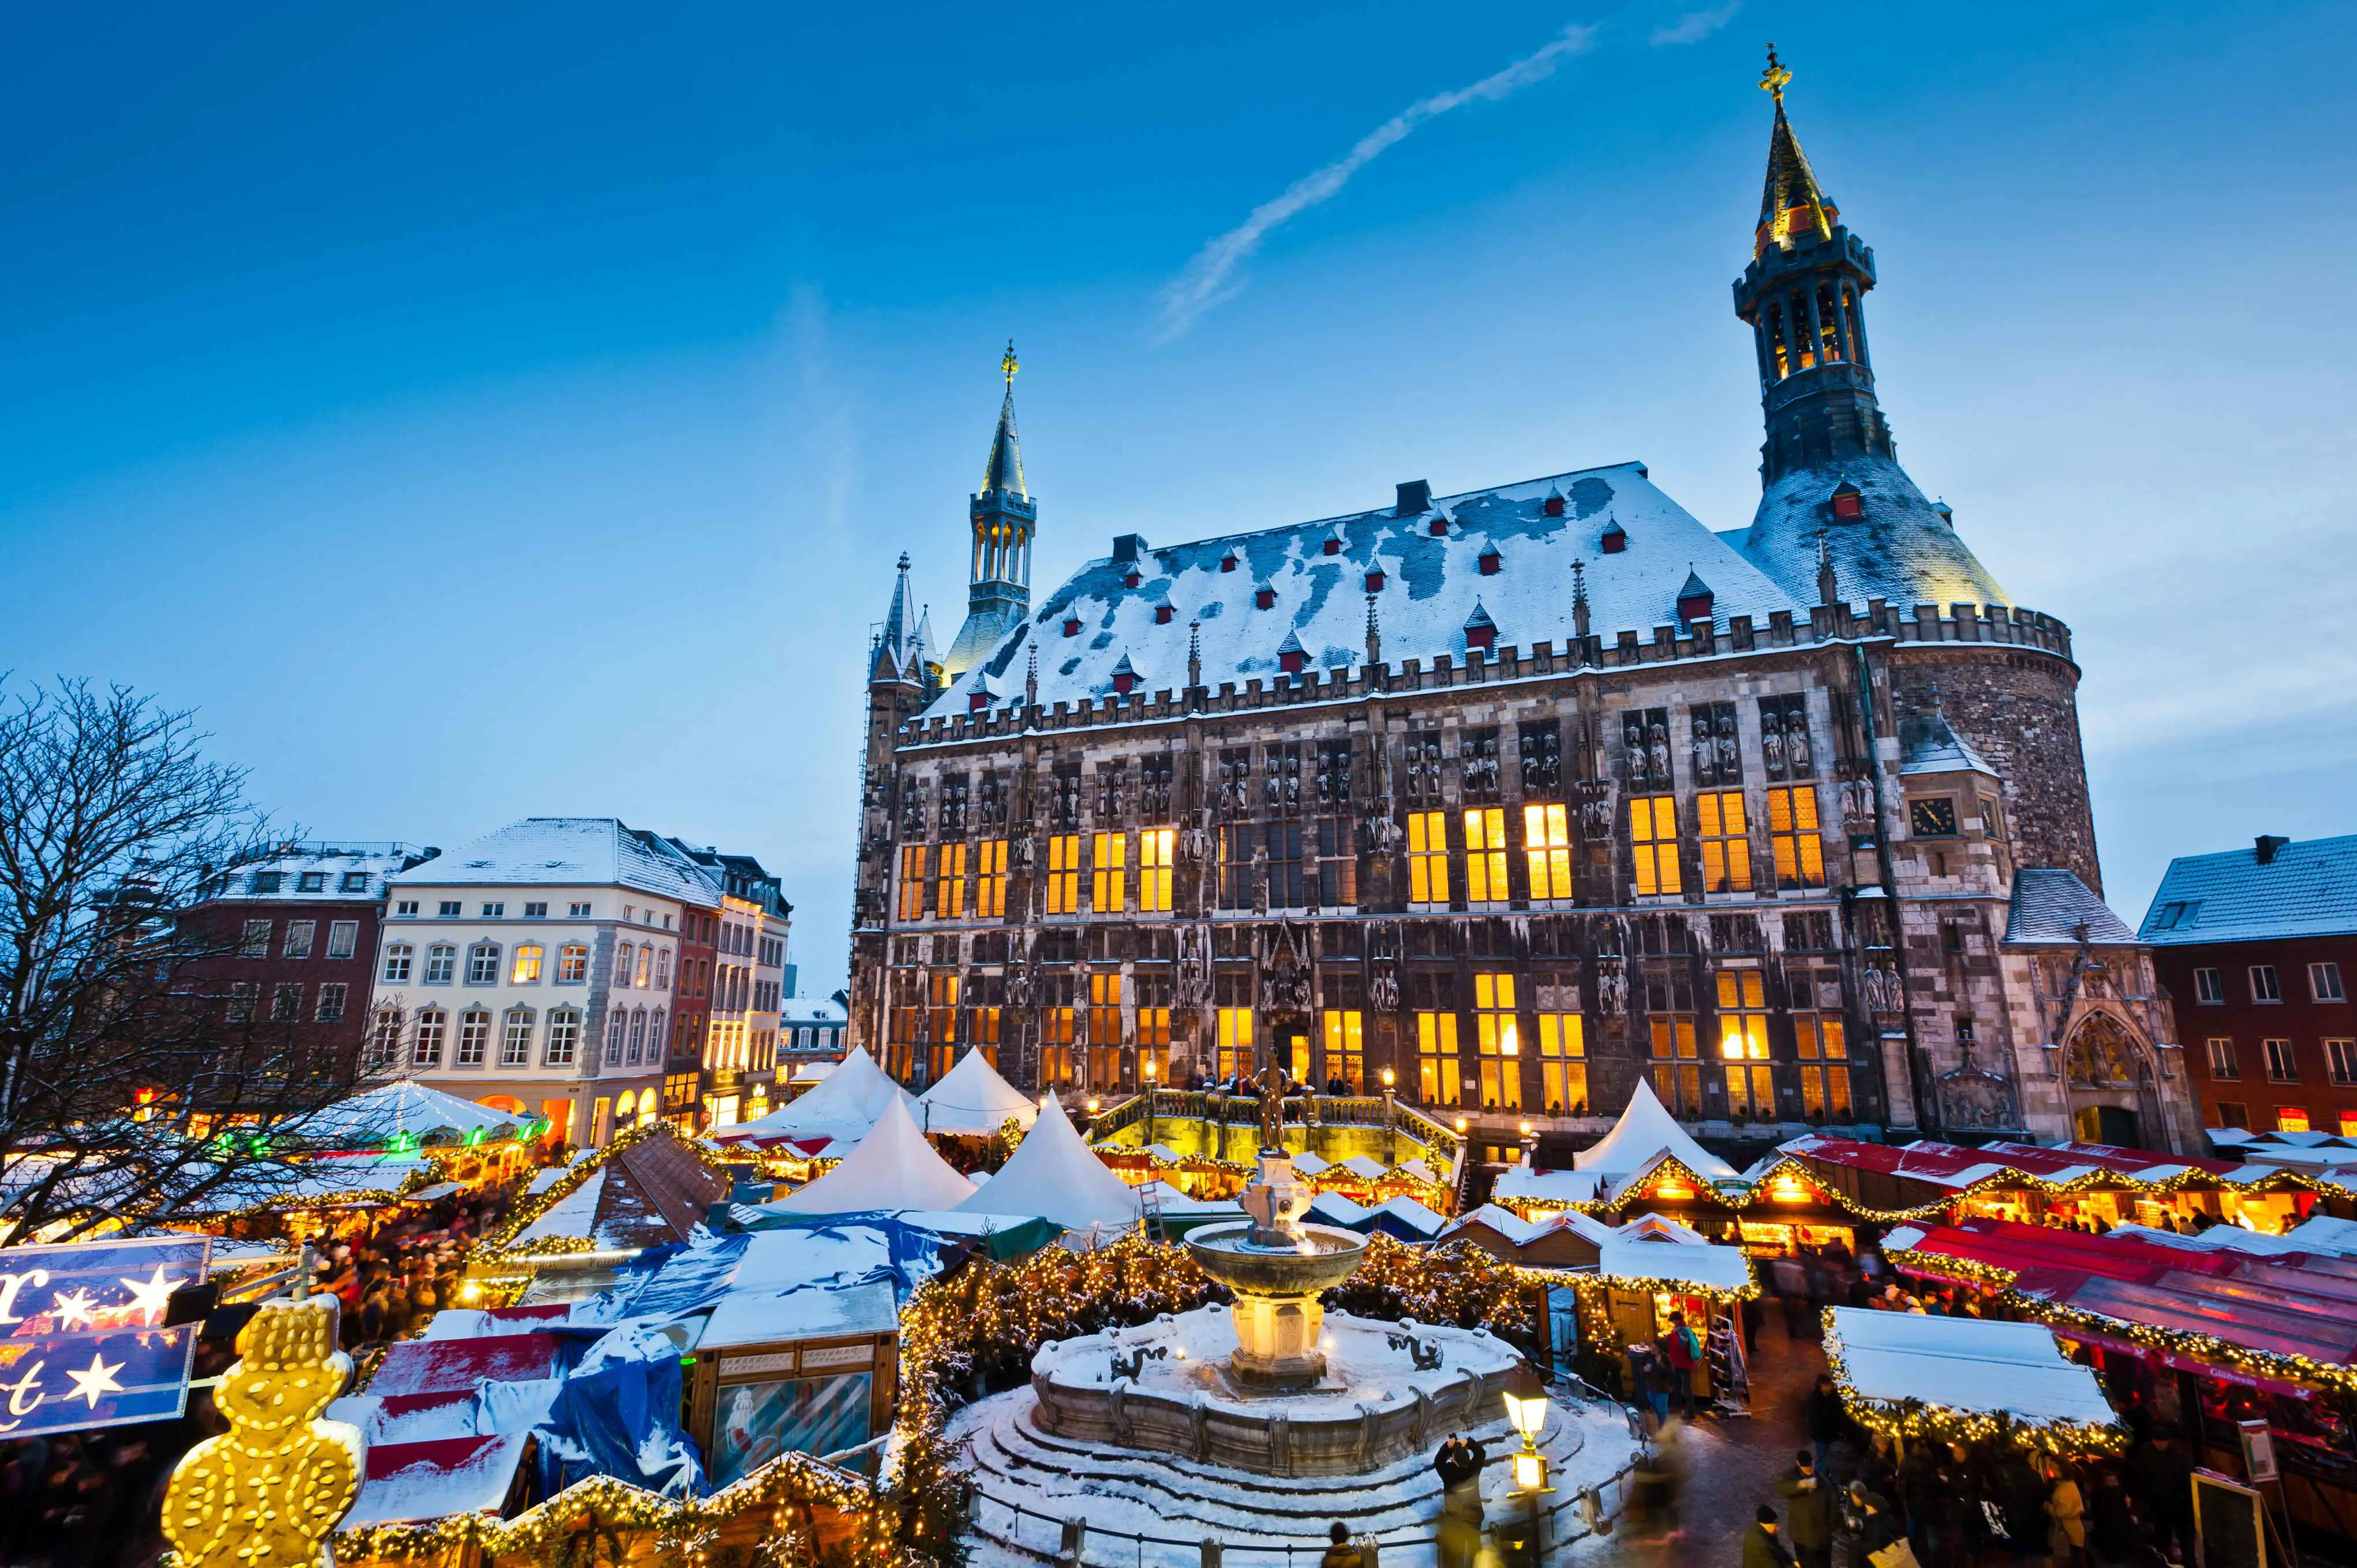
xmin=1395 ymin=480 xmax=1431 ymax=517
xmin=2256 ymin=834 xmax=2291 ymax=865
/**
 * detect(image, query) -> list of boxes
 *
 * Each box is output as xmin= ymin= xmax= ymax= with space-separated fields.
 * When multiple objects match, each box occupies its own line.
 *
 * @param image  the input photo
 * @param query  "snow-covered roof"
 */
xmin=916 ymin=1050 xmax=1039 ymax=1136
xmin=290 ymin=1080 xmax=529 ymax=1146
xmin=1333 ymin=1155 xmax=1389 ymax=1181
xmin=345 ymin=1432 xmax=531 ymax=1528
xmin=1824 ymin=1307 xmax=2117 ymax=1434
xmin=1597 ymin=1233 xmax=1754 ymax=1295
xmin=713 ymin=1047 xmax=914 ymax=1149
xmin=1492 ymin=1165 xmax=1607 ymax=1207
xmin=1365 ymin=1195 xmax=1447 ymax=1239
xmin=765 ymin=1098 xmax=978 ymax=1215
xmin=954 ymin=1096 xmax=1139 ymax=1230
xmin=779 ymin=1000 xmax=848 ymax=1027
xmin=1305 ymin=1191 xmax=1372 ymax=1228
xmin=2108 ymin=1222 xmax=2311 ymax=1257
xmin=701 ymin=1278 xmax=899 ymax=1349
xmin=1741 ymin=452 xmax=2011 ymax=612
xmin=1443 ymin=1203 xmax=1550 ymax=1248
xmin=2288 ymin=1215 xmax=2357 ymax=1256
xmin=199 ymin=843 xmax=434 ymax=905
xmin=388 ymin=817 xmax=719 ymax=907
xmin=1898 ymin=701 xmax=1999 ymax=778
xmin=2004 ymin=869 xmax=2139 ymax=947
xmin=926 ymin=463 xmax=1812 ymax=717
xmin=2139 ymin=833 xmax=2357 ymax=946
xmin=1573 ymin=1079 xmax=1739 ymax=1182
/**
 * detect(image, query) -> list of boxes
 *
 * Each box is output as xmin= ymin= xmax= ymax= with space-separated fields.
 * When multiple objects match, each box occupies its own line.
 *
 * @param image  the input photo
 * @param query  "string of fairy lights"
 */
xmin=1817 ymin=1305 xmax=2126 ymax=1458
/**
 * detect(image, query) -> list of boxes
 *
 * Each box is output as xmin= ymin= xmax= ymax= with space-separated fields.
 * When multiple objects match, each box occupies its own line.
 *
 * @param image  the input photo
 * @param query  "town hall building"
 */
xmin=846 ymin=65 xmax=2203 ymax=1154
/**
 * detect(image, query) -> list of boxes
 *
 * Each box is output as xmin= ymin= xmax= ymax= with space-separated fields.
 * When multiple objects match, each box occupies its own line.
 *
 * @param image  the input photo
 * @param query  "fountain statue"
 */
xmin=1182 ymin=1046 xmax=1370 ymax=1387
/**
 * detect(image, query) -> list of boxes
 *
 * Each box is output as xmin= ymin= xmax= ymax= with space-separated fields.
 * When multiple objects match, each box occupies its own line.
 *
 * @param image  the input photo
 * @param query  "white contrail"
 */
xmin=1650 ymin=2 xmax=1740 ymax=46
xmin=1150 ymin=24 xmax=1599 ymax=345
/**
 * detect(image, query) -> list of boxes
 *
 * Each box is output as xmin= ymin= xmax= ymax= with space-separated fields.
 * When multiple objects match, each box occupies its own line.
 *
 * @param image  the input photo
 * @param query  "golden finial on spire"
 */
xmin=1002 ymin=339 xmax=1019 ymax=386
xmin=1761 ymin=43 xmax=1791 ymax=106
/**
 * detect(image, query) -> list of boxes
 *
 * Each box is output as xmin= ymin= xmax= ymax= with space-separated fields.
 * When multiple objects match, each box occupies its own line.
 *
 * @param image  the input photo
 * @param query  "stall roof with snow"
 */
xmin=713 ymin=1047 xmax=914 ymax=1151
xmin=953 ymin=1095 xmax=1139 ymax=1230
xmin=1573 ymin=1080 xmax=1738 ymax=1185
xmin=764 ymin=1098 xmax=978 ymax=1215
xmin=1596 ymin=1232 xmax=1756 ymax=1297
xmin=291 ymin=1079 xmax=532 ymax=1147
xmin=915 ymin=1049 xmax=1039 ymax=1136
xmin=502 ymin=1130 xmax=730 ymax=1253
xmin=1824 ymin=1307 xmax=2119 ymax=1441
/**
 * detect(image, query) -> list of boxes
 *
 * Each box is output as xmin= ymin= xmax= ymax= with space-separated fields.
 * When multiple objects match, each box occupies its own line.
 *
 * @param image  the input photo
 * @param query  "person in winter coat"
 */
xmin=1636 ymin=1344 xmax=1673 ymax=1429
xmin=2045 ymin=1464 xmax=2089 ymax=1568
xmin=1775 ymin=1451 xmax=1836 ymax=1568
xmin=1746 ymin=1503 xmax=1797 ymax=1568
xmin=2125 ymin=1427 xmax=2196 ymax=1565
xmin=1845 ymin=1483 xmax=1900 ymax=1568
xmin=1802 ymin=1374 xmax=1846 ymax=1472
xmin=1321 ymin=1522 xmax=1364 ymax=1568
xmin=1996 ymin=1450 xmax=2048 ymax=1565
xmin=2090 ymin=1470 xmax=2145 ymax=1567
xmin=1660 ymin=1312 xmax=1701 ymax=1417
xmin=1434 ymin=1435 xmax=1486 ymax=1568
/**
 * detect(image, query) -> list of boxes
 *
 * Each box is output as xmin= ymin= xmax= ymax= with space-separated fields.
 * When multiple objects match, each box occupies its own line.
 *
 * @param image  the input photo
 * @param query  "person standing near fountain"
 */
xmin=1435 ymin=1435 xmax=1487 ymax=1568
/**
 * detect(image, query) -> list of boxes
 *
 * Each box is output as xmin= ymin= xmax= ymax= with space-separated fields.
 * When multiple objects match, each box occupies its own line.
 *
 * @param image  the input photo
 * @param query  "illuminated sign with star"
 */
xmin=0 ymin=1234 xmax=208 ymax=1436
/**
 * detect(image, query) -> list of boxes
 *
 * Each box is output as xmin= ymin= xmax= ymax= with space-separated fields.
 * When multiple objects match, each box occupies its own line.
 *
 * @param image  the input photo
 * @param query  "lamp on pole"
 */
xmin=1380 ymin=1066 xmax=1397 ymax=1164
xmin=1502 ymin=1361 xmax=1554 ymax=1568
xmin=1143 ymin=1055 xmax=1158 ymax=1149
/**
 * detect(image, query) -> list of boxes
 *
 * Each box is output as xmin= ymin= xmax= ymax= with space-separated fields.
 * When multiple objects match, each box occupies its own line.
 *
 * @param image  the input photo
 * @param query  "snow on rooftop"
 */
xmin=2139 ymin=833 xmax=2357 ymax=946
xmin=953 ymin=1095 xmax=1139 ymax=1230
xmin=1824 ymin=1308 xmax=2117 ymax=1432
xmin=764 ymin=1097 xmax=977 ymax=1215
xmin=388 ymin=817 xmax=719 ymax=905
xmin=345 ymin=1432 xmax=531 ymax=1528
xmin=926 ymin=464 xmax=1808 ymax=718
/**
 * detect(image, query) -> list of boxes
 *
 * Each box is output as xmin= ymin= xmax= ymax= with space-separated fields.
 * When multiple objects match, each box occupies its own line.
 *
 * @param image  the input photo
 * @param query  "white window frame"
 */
xmin=2328 ymin=1039 xmax=2357 ymax=1087
xmin=367 ymin=1006 xmax=403 ymax=1066
xmin=456 ymin=1009 xmax=492 ymax=1066
xmin=382 ymin=944 xmax=414 ymax=984
xmin=2194 ymin=967 xmax=2224 ymax=1004
xmin=2264 ymin=1038 xmax=2297 ymax=1082
xmin=510 ymin=944 xmax=545 ymax=986
xmin=424 ymin=944 xmax=457 ymax=985
xmin=326 ymin=920 xmax=359 ymax=959
xmin=558 ymin=944 xmax=589 ymax=983
xmin=546 ymin=1009 xmax=581 ymax=1066
xmin=282 ymin=920 xmax=315 ymax=959
xmin=241 ymin=919 xmax=272 ymax=957
xmin=615 ymin=943 xmax=636 ymax=989
xmin=500 ymin=1009 xmax=535 ymax=1067
xmin=395 ymin=900 xmax=420 ymax=917
xmin=2313 ymin=962 xmax=2346 ymax=1003
xmin=569 ymin=901 xmax=592 ymax=917
xmin=605 ymin=1007 xmax=627 ymax=1064
xmin=465 ymin=942 xmax=502 ymax=985
xmin=2252 ymin=966 xmax=2283 ymax=1004
xmin=413 ymin=1008 xmax=447 ymax=1066
xmin=523 ymin=901 xmax=549 ymax=918
xmin=317 ymin=982 xmax=348 ymax=1023
xmin=2205 ymin=1038 xmax=2238 ymax=1080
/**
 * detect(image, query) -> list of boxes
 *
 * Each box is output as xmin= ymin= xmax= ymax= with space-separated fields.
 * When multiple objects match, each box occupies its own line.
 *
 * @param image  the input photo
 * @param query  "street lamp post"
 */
xmin=1143 ymin=1056 xmax=1158 ymax=1149
xmin=1502 ymin=1363 xmax=1554 ymax=1568
xmin=1380 ymin=1066 xmax=1397 ymax=1165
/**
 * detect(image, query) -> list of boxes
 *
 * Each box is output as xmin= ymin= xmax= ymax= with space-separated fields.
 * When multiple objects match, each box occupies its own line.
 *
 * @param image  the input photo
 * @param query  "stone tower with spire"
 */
xmin=944 ymin=342 xmax=1038 ymax=682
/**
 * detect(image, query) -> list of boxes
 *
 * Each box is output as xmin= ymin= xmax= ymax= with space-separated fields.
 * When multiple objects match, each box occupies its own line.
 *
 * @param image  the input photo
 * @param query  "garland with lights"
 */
xmin=476 ymin=1121 xmax=737 ymax=1259
xmin=1885 ymin=1246 xmax=2357 ymax=1397
xmin=1818 ymin=1305 xmax=2126 ymax=1458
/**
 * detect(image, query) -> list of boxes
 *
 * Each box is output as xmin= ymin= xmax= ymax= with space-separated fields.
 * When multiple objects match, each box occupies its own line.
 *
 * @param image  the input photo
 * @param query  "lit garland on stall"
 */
xmin=1884 ymin=1246 xmax=2357 ymax=1397
xmin=476 ymin=1121 xmax=737 ymax=1259
xmin=1817 ymin=1305 xmax=2126 ymax=1458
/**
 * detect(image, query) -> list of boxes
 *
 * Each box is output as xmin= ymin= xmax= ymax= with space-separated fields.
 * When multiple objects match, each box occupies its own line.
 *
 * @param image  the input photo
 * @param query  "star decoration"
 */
xmin=64 ymin=1352 xmax=124 ymax=1410
xmin=47 ymin=1287 xmax=99 ymax=1331
xmin=118 ymin=1264 xmax=185 ymax=1325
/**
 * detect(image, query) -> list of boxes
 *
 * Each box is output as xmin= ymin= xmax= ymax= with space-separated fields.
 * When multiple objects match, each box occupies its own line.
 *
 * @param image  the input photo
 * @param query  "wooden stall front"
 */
xmin=686 ymin=1280 xmax=901 ymax=1485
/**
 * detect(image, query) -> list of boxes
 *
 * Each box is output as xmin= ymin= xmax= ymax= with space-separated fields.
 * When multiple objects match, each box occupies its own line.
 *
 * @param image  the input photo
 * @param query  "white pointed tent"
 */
xmin=915 ymin=1050 xmax=1039 ymax=1136
xmin=292 ymin=1079 xmax=529 ymax=1146
xmin=954 ymin=1095 xmax=1142 ymax=1232
xmin=763 ymin=1097 xmax=979 ymax=1215
xmin=1574 ymin=1079 xmax=1739 ymax=1184
xmin=713 ymin=1047 xmax=914 ymax=1149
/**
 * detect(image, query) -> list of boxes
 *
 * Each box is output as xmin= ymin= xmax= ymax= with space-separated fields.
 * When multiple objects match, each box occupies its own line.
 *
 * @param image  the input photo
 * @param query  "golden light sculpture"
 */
xmin=164 ymin=1296 xmax=362 ymax=1568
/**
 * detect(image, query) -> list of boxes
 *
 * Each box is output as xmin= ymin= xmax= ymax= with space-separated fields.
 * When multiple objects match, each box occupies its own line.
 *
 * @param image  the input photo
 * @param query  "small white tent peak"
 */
xmin=1573 ymin=1079 xmax=1738 ymax=1182
xmin=764 ymin=1097 xmax=978 ymax=1215
xmin=954 ymin=1094 xmax=1141 ymax=1232
xmin=916 ymin=1050 xmax=1039 ymax=1136
xmin=713 ymin=1046 xmax=912 ymax=1148
xmin=293 ymin=1079 xmax=526 ymax=1145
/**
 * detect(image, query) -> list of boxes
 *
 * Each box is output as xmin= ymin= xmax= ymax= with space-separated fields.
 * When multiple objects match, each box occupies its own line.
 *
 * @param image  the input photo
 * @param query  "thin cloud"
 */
xmin=1151 ymin=24 xmax=1598 ymax=345
xmin=1650 ymin=2 xmax=1740 ymax=45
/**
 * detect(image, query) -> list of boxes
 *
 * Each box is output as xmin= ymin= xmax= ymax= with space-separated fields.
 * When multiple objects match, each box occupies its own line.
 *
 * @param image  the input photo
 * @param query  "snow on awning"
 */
xmin=1596 ymin=1234 xmax=1756 ymax=1297
xmin=343 ymin=1432 xmax=532 ymax=1528
xmin=1824 ymin=1307 xmax=2120 ymax=1447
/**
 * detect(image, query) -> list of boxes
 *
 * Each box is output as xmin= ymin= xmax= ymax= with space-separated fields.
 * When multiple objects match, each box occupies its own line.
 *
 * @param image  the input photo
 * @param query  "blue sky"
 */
xmin=3 ymin=2 xmax=2351 ymax=998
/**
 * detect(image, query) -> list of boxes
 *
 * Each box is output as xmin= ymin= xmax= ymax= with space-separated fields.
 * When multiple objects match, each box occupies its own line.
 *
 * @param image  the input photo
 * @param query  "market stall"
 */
xmin=951 ymin=1096 xmax=1139 ymax=1235
xmin=1822 ymin=1306 xmax=2123 ymax=1455
xmin=1580 ymin=1221 xmax=1758 ymax=1407
xmin=914 ymin=1050 xmax=1038 ymax=1139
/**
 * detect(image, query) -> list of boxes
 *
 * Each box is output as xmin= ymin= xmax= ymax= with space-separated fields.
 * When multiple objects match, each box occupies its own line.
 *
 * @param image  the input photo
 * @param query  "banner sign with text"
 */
xmin=0 ymin=1234 xmax=209 ymax=1436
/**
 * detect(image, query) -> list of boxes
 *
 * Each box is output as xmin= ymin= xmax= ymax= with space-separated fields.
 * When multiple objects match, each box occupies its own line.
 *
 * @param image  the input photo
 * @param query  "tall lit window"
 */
xmin=1417 ymin=1009 xmax=1461 ymax=1106
xmin=927 ymin=972 xmax=960 ymax=1058
xmin=1136 ymin=974 xmax=1170 ymax=1086
xmin=1649 ymin=1015 xmax=1701 ymax=1115
xmin=634 ymin=946 xmax=653 ymax=988
xmin=412 ymin=1008 xmax=446 ymax=1067
xmin=1217 ymin=1003 xmax=1254 ymax=1081
xmin=1538 ymin=1010 xmax=1585 ymax=1114
xmin=613 ymin=944 xmax=637 ymax=989
xmin=1794 ymin=996 xmax=1850 ymax=1118
xmin=1767 ymin=787 xmax=1825 ymax=886
xmin=897 ymin=845 xmax=929 ymax=920
xmin=935 ymin=842 xmax=968 ymax=918
xmin=1090 ymin=832 xmax=1127 ymax=913
xmin=977 ymin=839 xmax=1009 ymax=918
xmin=1041 ymin=979 xmax=1075 ymax=1086
xmin=1697 ymin=792 xmax=1752 ymax=893
xmin=1524 ymin=803 xmax=1572 ymax=901
xmin=1088 ymin=972 xmax=1123 ymax=1087
xmin=1139 ymin=828 xmax=1175 ymax=912
xmin=1322 ymin=1009 xmax=1364 ymax=1092
xmin=1046 ymin=834 xmax=1080 ymax=915
xmin=1408 ymin=811 xmax=1450 ymax=906
xmin=558 ymin=944 xmax=588 ymax=983
xmin=510 ymin=944 xmax=544 ymax=985
xmin=1464 ymin=809 xmax=1507 ymax=905
xmin=1473 ymin=972 xmax=1521 ymax=1110
xmin=1630 ymin=797 xmax=1681 ymax=896
xmin=1716 ymin=971 xmax=1772 ymax=1116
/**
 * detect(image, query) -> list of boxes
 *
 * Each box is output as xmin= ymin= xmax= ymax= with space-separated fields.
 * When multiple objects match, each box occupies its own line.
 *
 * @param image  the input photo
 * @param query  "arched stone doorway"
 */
xmin=2064 ymin=1011 xmax=2160 ymax=1150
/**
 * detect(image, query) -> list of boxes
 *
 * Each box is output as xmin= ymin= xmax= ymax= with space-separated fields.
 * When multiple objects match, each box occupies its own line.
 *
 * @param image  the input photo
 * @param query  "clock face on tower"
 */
xmin=1909 ymin=798 xmax=1958 ymax=838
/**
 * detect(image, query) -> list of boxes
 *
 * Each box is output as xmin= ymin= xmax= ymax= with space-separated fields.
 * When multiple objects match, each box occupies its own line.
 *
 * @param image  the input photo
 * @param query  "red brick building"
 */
xmin=2141 ymin=833 xmax=2357 ymax=1136
xmin=182 ymin=842 xmax=438 ymax=1088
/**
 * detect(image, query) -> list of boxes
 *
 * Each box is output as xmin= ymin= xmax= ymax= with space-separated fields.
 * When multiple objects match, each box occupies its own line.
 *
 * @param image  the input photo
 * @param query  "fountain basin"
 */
xmin=1185 ymin=1221 xmax=1368 ymax=1386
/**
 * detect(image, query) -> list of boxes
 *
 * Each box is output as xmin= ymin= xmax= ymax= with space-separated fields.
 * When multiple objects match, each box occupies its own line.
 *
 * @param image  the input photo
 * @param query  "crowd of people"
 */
xmin=0 ymin=1188 xmax=510 ymax=1568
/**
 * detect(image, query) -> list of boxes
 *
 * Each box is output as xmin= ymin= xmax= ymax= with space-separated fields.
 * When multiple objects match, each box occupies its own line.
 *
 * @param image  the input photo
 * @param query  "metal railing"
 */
xmin=1086 ymin=1094 xmax=1464 ymax=1169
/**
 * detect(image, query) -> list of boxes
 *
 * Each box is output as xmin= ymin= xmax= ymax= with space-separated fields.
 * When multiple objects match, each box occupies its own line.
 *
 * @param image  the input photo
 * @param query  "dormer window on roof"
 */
xmin=1830 ymin=481 xmax=1864 ymax=520
xmin=1062 ymin=616 xmax=1082 ymax=638
xmin=1321 ymin=533 xmax=1342 ymax=556
xmin=1544 ymin=488 xmax=1566 ymax=518
xmin=1275 ymin=630 xmax=1308 ymax=675
xmin=1255 ymin=586 xmax=1277 ymax=610
xmin=1154 ymin=602 xmax=1176 ymax=624
xmin=1676 ymin=568 xmax=1715 ymax=626
xmin=1110 ymin=653 xmax=1141 ymax=696
xmin=1123 ymin=570 xmax=1142 ymax=589
xmin=1478 ymin=545 xmax=1502 ymax=577
xmin=1428 ymin=514 xmax=1449 ymax=538
xmin=1464 ymin=601 xmax=1498 ymax=653
xmin=1600 ymin=521 xmax=1628 ymax=555
xmin=1220 ymin=552 xmax=1238 ymax=572
xmin=1364 ymin=569 xmax=1386 ymax=593
xmin=968 ymin=690 xmax=990 ymax=712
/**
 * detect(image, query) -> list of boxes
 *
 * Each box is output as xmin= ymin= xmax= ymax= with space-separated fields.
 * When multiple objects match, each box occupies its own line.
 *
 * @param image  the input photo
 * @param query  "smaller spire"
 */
xmin=1572 ymin=558 xmax=1591 ymax=643
xmin=1754 ymin=44 xmax=1838 ymax=258
xmin=1024 ymin=642 xmax=1039 ymax=708
xmin=1816 ymin=525 xmax=1840 ymax=607
xmin=1187 ymin=619 xmax=1203 ymax=690
xmin=981 ymin=341 xmax=1028 ymax=500
xmin=1364 ymin=592 xmax=1382 ymax=668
